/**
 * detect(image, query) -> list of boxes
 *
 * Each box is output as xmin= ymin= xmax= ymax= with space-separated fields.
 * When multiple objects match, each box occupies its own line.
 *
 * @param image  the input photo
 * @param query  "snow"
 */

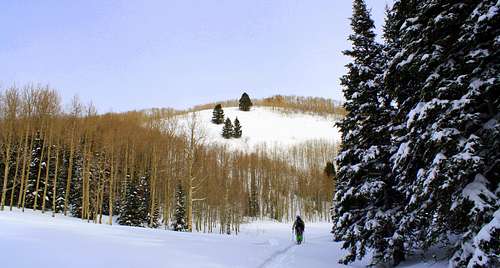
xmin=477 ymin=4 xmax=499 ymax=22
xmin=397 ymin=53 xmax=416 ymax=68
xmin=177 ymin=107 xmax=341 ymax=152
xmin=459 ymin=174 xmax=496 ymax=211
xmin=0 ymin=209 xmax=448 ymax=268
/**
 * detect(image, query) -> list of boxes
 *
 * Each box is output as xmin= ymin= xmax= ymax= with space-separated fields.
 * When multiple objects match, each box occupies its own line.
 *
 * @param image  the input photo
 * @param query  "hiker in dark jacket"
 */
xmin=293 ymin=216 xmax=305 ymax=244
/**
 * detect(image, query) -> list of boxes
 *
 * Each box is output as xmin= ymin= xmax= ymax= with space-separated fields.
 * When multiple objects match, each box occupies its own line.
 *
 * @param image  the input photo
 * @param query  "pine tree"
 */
xmin=233 ymin=117 xmax=242 ymax=138
xmin=239 ymin=93 xmax=253 ymax=111
xmin=222 ymin=118 xmax=234 ymax=139
xmin=247 ymin=174 xmax=259 ymax=218
xmin=24 ymin=134 xmax=47 ymax=209
xmin=324 ymin=161 xmax=336 ymax=178
xmin=148 ymin=200 xmax=161 ymax=228
xmin=384 ymin=0 xmax=500 ymax=267
xmin=172 ymin=183 xmax=187 ymax=231
xmin=118 ymin=176 xmax=147 ymax=227
xmin=211 ymin=104 xmax=225 ymax=125
xmin=331 ymin=0 xmax=393 ymax=265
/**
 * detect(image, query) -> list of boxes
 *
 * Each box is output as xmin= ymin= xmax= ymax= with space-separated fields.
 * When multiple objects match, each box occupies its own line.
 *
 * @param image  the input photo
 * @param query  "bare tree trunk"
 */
xmin=108 ymin=150 xmax=115 ymax=225
xmin=33 ymin=133 xmax=47 ymax=211
xmin=41 ymin=133 xmax=53 ymax=213
xmin=51 ymin=143 xmax=60 ymax=217
xmin=63 ymin=135 xmax=74 ymax=216
xmin=9 ymin=143 xmax=22 ymax=210
xmin=17 ymin=128 xmax=31 ymax=208
xmin=0 ymin=138 xmax=12 ymax=210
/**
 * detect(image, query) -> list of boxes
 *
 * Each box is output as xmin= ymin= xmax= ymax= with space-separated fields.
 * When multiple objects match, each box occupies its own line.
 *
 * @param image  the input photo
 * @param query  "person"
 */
xmin=292 ymin=215 xmax=305 ymax=244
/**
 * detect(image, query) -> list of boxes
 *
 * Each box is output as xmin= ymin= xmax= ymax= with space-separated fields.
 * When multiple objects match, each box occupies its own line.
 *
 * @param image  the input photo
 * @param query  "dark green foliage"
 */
xmin=385 ymin=1 xmax=500 ymax=267
xmin=332 ymin=0 xmax=392 ymax=265
xmin=118 ymin=175 xmax=148 ymax=227
xmin=69 ymin=152 xmax=84 ymax=218
xmin=239 ymin=92 xmax=253 ymax=111
xmin=172 ymin=183 xmax=187 ymax=231
xmin=233 ymin=117 xmax=242 ymax=138
xmin=211 ymin=104 xmax=225 ymax=124
xmin=324 ymin=162 xmax=336 ymax=178
xmin=222 ymin=118 xmax=234 ymax=139
xmin=334 ymin=0 xmax=500 ymax=266
xmin=24 ymin=134 xmax=47 ymax=209
xmin=148 ymin=201 xmax=162 ymax=228
xmin=247 ymin=175 xmax=259 ymax=218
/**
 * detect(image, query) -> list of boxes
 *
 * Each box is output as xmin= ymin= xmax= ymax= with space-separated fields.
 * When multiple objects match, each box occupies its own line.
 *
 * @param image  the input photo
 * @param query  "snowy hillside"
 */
xmin=177 ymin=106 xmax=341 ymax=152
xmin=0 ymin=210 xmax=447 ymax=268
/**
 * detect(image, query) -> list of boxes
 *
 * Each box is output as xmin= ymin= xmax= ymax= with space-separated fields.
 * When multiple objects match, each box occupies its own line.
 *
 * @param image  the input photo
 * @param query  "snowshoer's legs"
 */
xmin=296 ymin=232 xmax=303 ymax=244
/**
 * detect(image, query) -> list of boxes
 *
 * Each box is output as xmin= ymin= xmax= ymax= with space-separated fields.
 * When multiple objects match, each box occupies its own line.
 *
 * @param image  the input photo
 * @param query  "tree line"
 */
xmin=0 ymin=85 xmax=336 ymax=235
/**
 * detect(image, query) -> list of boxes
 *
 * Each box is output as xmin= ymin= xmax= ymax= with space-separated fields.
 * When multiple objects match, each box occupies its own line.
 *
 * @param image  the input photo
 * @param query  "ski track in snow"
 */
xmin=258 ymin=242 xmax=297 ymax=268
xmin=0 ymin=210 xmax=448 ymax=268
xmin=259 ymin=235 xmax=333 ymax=268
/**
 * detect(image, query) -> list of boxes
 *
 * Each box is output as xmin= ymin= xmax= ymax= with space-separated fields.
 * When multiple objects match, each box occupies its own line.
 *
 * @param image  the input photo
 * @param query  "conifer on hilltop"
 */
xmin=239 ymin=93 xmax=253 ymax=111
xmin=211 ymin=104 xmax=225 ymax=124
xmin=222 ymin=118 xmax=234 ymax=139
xmin=233 ymin=117 xmax=242 ymax=138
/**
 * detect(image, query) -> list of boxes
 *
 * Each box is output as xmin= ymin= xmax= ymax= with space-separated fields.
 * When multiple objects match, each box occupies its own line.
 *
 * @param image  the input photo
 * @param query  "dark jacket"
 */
xmin=293 ymin=217 xmax=305 ymax=234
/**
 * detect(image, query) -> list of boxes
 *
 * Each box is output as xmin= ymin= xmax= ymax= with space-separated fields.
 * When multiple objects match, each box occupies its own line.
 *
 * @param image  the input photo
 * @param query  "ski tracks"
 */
xmin=257 ymin=235 xmax=331 ymax=268
xmin=258 ymin=242 xmax=297 ymax=268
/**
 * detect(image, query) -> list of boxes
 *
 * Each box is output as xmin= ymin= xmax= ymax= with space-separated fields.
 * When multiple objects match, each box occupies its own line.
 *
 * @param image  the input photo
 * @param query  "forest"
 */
xmin=0 ymin=86 xmax=337 ymax=234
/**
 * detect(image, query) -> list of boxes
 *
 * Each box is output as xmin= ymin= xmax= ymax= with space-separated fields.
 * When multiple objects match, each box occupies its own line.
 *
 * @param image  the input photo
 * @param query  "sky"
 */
xmin=0 ymin=0 xmax=391 ymax=112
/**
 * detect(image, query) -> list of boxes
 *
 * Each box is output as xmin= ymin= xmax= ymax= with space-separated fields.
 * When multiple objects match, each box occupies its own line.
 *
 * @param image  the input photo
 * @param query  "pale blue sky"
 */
xmin=0 ymin=0 xmax=390 ymax=112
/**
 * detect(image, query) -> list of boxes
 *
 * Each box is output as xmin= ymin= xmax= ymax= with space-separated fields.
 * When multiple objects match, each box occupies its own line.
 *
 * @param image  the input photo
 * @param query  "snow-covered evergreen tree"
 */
xmin=384 ymin=0 xmax=500 ymax=266
xmin=172 ymin=183 xmax=187 ymax=231
xmin=331 ymin=0 xmax=392 ymax=265
xmin=148 ymin=200 xmax=161 ymax=228
xmin=118 ymin=175 xmax=147 ymax=227
xmin=211 ymin=104 xmax=225 ymax=125
xmin=24 ymin=134 xmax=47 ymax=209
xmin=239 ymin=93 xmax=253 ymax=111
xmin=222 ymin=118 xmax=234 ymax=139
xmin=233 ymin=117 xmax=242 ymax=138
xmin=69 ymin=152 xmax=84 ymax=218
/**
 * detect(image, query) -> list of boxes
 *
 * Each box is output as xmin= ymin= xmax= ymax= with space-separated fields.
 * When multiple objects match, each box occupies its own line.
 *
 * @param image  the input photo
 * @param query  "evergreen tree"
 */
xmin=69 ymin=152 xmax=84 ymax=218
xmin=332 ymin=0 xmax=393 ymax=265
xmin=118 ymin=176 xmax=147 ymax=227
xmin=172 ymin=183 xmax=187 ymax=231
xmin=233 ymin=117 xmax=242 ymax=138
xmin=239 ymin=93 xmax=253 ymax=111
xmin=211 ymin=104 xmax=225 ymax=125
xmin=147 ymin=200 xmax=161 ymax=228
xmin=247 ymin=174 xmax=259 ymax=218
xmin=324 ymin=161 xmax=336 ymax=178
xmin=383 ymin=0 xmax=499 ymax=266
xmin=222 ymin=118 xmax=234 ymax=139
xmin=24 ymin=134 xmax=48 ymax=209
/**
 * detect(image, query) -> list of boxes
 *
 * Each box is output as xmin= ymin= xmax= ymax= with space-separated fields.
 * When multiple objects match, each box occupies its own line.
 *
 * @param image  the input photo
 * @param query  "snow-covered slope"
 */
xmin=0 ymin=210 xmax=447 ymax=268
xmin=178 ymin=107 xmax=341 ymax=152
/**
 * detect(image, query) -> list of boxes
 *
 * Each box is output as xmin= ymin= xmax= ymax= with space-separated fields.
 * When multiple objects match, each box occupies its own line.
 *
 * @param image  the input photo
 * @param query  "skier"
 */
xmin=292 ymin=215 xmax=305 ymax=245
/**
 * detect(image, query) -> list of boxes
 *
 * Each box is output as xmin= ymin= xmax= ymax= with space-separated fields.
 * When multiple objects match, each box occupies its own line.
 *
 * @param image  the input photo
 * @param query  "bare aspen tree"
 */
xmin=183 ymin=112 xmax=206 ymax=232
xmin=51 ymin=135 xmax=61 ymax=217
xmin=63 ymin=96 xmax=81 ymax=215
xmin=0 ymin=88 xmax=20 ymax=210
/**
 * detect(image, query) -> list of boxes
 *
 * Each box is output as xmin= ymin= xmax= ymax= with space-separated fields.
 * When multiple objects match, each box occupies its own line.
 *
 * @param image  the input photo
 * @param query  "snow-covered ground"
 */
xmin=0 ymin=210 xmax=447 ymax=268
xmin=177 ymin=107 xmax=341 ymax=152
